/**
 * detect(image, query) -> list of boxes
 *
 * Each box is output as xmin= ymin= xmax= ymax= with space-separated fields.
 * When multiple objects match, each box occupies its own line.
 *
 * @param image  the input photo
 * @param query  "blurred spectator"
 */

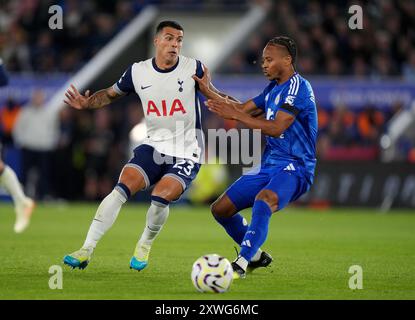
xmin=243 ymin=36 xmax=263 ymax=73
xmin=52 ymin=107 xmax=83 ymax=200
xmin=12 ymin=90 xmax=60 ymax=200
xmin=115 ymin=0 xmax=135 ymax=32
xmin=328 ymin=104 xmax=358 ymax=146
xmin=2 ymin=25 xmax=32 ymax=72
xmin=357 ymin=106 xmax=385 ymax=145
xmin=31 ymin=31 xmax=57 ymax=73
xmin=82 ymin=108 xmax=115 ymax=200
xmin=352 ymin=56 xmax=369 ymax=78
xmin=0 ymin=98 xmax=21 ymax=149
xmin=89 ymin=13 xmax=117 ymax=56
xmin=402 ymin=49 xmax=415 ymax=81
xmin=84 ymin=108 xmax=114 ymax=176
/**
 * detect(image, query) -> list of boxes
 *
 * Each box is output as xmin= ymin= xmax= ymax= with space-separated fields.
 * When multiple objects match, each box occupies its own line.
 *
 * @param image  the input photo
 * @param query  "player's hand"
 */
xmin=64 ymin=84 xmax=90 ymax=110
xmin=192 ymin=64 xmax=211 ymax=94
xmin=205 ymin=98 xmax=240 ymax=120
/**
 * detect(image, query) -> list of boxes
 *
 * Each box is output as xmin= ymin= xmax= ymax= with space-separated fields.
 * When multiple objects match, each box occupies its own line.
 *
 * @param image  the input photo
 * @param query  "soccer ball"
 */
xmin=191 ymin=254 xmax=233 ymax=293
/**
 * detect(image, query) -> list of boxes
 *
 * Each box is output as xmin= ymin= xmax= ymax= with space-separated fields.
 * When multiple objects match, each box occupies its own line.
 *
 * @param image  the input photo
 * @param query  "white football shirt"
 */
xmin=113 ymin=55 xmax=204 ymax=163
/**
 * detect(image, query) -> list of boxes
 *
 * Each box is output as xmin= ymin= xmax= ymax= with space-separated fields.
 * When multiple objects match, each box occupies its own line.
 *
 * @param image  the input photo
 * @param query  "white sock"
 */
xmin=0 ymin=165 xmax=28 ymax=206
xmin=137 ymin=201 xmax=170 ymax=246
xmin=235 ymin=256 xmax=249 ymax=271
xmin=251 ymin=249 xmax=263 ymax=262
xmin=82 ymin=189 xmax=127 ymax=249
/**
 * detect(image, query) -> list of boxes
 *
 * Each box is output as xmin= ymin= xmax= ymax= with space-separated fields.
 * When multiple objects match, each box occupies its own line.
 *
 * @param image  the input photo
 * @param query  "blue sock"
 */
xmin=240 ymin=200 xmax=273 ymax=262
xmin=214 ymin=213 xmax=248 ymax=245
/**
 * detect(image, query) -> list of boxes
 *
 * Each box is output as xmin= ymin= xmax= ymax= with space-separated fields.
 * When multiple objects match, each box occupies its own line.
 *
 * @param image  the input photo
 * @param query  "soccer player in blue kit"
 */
xmin=194 ymin=36 xmax=318 ymax=279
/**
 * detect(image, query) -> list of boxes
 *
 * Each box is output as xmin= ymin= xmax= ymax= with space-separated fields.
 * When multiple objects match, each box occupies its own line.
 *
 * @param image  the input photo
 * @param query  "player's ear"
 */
xmin=154 ymin=33 xmax=161 ymax=47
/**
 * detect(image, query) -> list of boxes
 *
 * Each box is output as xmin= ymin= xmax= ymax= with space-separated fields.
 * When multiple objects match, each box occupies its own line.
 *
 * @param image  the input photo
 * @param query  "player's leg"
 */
xmin=211 ymin=192 xmax=251 ymax=244
xmin=82 ymin=166 xmax=146 ymax=249
xmin=64 ymin=144 xmax=162 ymax=269
xmin=139 ymin=175 xmax=182 ymax=246
xmin=64 ymin=165 xmax=147 ymax=269
xmin=233 ymin=171 xmax=308 ymax=278
xmin=0 ymin=160 xmax=35 ymax=233
xmin=130 ymin=176 xmax=183 ymax=271
xmin=211 ymin=172 xmax=269 ymax=263
xmin=130 ymin=158 xmax=200 ymax=271
xmin=231 ymin=189 xmax=277 ymax=278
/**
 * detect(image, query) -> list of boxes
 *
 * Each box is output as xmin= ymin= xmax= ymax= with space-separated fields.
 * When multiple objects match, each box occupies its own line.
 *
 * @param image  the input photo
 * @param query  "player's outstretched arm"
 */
xmin=192 ymin=65 xmax=263 ymax=117
xmin=192 ymin=65 xmax=240 ymax=103
xmin=64 ymin=84 xmax=123 ymax=110
xmin=209 ymin=82 xmax=241 ymax=103
xmin=206 ymin=99 xmax=294 ymax=137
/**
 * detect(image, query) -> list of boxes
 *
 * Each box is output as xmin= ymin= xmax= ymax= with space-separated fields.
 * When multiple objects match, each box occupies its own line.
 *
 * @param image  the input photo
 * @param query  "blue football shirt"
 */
xmin=252 ymin=72 xmax=318 ymax=183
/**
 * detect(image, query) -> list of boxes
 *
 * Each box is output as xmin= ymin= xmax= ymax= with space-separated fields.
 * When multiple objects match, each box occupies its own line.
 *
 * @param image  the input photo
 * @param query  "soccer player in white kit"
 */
xmin=63 ymin=21 xmax=225 ymax=271
xmin=0 ymin=58 xmax=35 ymax=233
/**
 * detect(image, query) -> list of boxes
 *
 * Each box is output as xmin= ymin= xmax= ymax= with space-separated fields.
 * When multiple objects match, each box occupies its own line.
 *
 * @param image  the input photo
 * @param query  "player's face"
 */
xmin=154 ymin=27 xmax=184 ymax=63
xmin=261 ymin=44 xmax=291 ymax=80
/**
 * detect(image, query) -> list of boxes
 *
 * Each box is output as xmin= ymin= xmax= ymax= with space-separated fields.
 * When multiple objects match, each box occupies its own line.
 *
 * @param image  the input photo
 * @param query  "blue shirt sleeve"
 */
xmin=195 ymin=60 xmax=204 ymax=92
xmin=252 ymin=81 xmax=276 ymax=111
xmin=279 ymin=78 xmax=312 ymax=117
xmin=113 ymin=65 xmax=135 ymax=94
xmin=196 ymin=60 xmax=204 ymax=78
xmin=0 ymin=63 xmax=9 ymax=87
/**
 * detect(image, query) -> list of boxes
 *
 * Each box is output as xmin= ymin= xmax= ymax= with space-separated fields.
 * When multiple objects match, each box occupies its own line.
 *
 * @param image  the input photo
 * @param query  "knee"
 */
xmin=210 ymin=200 xmax=221 ymax=217
xmin=119 ymin=166 xmax=146 ymax=195
xmin=150 ymin=195 xmax=170 ymax=207
xmin=152 ymin=183 xmax=182 ymax=203
xmin=255 ymin=189 xmax=279 ymax=212
xmin=210 ymin=195 xmax=236 ymax=219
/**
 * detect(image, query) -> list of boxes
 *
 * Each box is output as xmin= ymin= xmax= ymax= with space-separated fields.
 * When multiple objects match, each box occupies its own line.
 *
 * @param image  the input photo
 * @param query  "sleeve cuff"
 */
xmin=112 ymin=83 xmax=125 ymax=95
xmin=279 ymin=103 xmax=300 ymax=116
xmin=252 ymin=97 xmax=264 ymax=110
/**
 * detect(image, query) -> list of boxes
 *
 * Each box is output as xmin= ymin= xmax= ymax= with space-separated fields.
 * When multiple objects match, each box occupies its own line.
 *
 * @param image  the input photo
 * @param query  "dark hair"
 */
xmin=156 ymin=20 xmax=184 ymax=34
xmin=268 ymin=36 xmax=297 ymax=65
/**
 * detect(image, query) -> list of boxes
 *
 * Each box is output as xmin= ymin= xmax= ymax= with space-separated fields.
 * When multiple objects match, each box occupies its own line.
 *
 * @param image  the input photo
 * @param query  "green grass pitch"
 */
xmin=0 ymin=202 xmax=414 ymax=300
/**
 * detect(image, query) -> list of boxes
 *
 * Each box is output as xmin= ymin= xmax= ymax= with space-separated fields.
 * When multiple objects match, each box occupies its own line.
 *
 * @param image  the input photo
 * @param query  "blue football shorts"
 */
xmin=225 ymin=162 xmax=312 ymax=212
xmin=125 ymin=144 xmax=200 ymax=194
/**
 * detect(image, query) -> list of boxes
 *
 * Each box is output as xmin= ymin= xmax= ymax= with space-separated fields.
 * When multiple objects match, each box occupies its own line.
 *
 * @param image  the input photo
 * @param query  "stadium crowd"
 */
xmin=0 ymin=0 xmax=250 ymax=72
xmin=221 ymin=0 xmax=415 ymax=80
xmin=1 ymin=0 xmax=414 ymax=200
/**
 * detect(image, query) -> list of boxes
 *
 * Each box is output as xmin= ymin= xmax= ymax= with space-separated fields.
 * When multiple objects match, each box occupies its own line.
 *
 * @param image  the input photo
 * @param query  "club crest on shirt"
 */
xmin=274 ymin=93 xmax=281 ymax=105
xmin=177 ymin=79 xmax=184 ymax=92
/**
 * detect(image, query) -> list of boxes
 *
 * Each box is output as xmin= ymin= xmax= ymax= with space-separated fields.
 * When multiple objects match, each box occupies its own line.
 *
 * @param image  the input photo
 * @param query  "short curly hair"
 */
xmin=268 ymin=36 xmax=297 ymax=65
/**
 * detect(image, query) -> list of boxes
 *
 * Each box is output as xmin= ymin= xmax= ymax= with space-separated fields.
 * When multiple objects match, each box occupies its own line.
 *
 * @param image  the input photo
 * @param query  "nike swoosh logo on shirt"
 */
xmin=141 ymin=85 xmax=152 ymax=90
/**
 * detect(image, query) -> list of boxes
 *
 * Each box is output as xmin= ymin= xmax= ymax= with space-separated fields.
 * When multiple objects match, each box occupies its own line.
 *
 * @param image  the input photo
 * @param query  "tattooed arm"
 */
xmin=64 ymin=84 xmax=123 ymax=110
